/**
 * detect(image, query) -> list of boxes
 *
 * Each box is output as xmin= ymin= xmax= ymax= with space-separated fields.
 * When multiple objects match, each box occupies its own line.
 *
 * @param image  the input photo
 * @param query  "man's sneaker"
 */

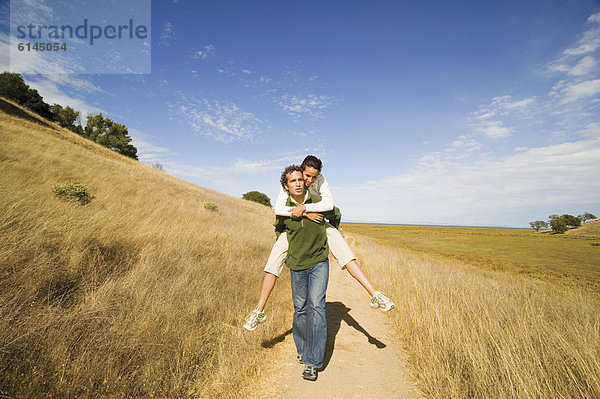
xmin=370 ymin=291 xmax=395 ymax=312
xmin=302 ymin=365 xmax=317 ymax=381
xmin=243 ymin=308 xmax=266 ymax=331
xmin=297 ymin=354 xmax=304 ymax=364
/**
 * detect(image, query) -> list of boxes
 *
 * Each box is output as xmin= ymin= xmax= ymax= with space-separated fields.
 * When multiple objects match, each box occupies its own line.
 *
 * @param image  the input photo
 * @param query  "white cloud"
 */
xmin=128 ymin=128 xmax=174 ymax=164
xmin=162 ymin=162 xmax=216 ymax=179
xmin=230 ymin=154 xmax=303 ymax=174
xmin=569 ymin=55 xmax=597 ymax=76
xmin=477 ymin=120 xmax=513 ymax=139
xmin=578 ymin=122 xmax=600 ymax=138
xmin=546 ymin=13 xmax=600 ymax=81
xmin=159 ymin=21 xmax=176 ymax=46
xmin=279 ymin=94 xmax=335 ymax=119
xmin=504 ymin=98 xmax=534 ymax=109
xmin=169 ymin=94 xmax=264 ymax=143
xmin=447 ymin=135 xmax=482 ymax=155
xmin=471 ymin=96 xmax=533 ymax=139
xmin=560 ymin=79 xmax=600 ymax=103
xmin=563 ymin=12 xmax=600 ymax=56
xmin=25 ymin=78 xmax=102 ymax=117
xmin=191 ymin=45 xmax=215 ymax=60
xmin=335 ymin=138 xmax=600 ymax=226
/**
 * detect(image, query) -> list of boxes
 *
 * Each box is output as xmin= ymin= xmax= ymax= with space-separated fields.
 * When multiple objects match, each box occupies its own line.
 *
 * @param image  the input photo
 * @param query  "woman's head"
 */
xmin=301 ymin=155 xmax=322 ymax=188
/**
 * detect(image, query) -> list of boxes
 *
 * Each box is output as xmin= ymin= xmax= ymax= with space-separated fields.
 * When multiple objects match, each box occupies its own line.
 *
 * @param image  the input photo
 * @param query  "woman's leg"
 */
xmin=344 ymin=259 xmax=375 ymax=296
xmin=244 ymin=233 xmax=289 ymax=331
xmin=258 ymin=232 xmax=288 ymax=310
xmin=326 ymin=225 xmax=395 ymax=311
xmin=257 ymin=272 xmax=277 ymax=312
xmin=325 ymin=225 xmax=375 ymax=296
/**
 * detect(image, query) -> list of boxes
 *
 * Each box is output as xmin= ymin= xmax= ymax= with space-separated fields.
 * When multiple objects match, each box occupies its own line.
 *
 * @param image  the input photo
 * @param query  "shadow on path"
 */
xmin=323 ymin=301 xmax=386 ymax=370
xmin=261 ymin=328 xmax=293 ymax=348
xmin=260 ymin=301 xmax=386 ymax=370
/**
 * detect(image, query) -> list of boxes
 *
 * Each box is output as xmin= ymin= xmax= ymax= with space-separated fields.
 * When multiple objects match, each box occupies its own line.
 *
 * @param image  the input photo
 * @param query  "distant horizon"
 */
xmin=341 ymin=220 xmax=531 ymax=230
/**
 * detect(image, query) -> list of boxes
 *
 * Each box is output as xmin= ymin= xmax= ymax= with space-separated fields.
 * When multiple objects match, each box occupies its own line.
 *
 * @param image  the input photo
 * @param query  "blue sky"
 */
xmin=2 ymin=0 xmax=600 ymax=227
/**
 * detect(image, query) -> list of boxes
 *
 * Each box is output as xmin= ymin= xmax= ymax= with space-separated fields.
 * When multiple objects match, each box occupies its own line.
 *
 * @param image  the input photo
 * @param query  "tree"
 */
xmin=0 ymin=72 xmax=31 ymax=104
xmin=529 ymin=220 xmax=548 ymax=232
xmin=150 ymin=162 xmax=164 ymax=171
xmin=0 ymin=72 xmax=53 ymax=120
xmin=578 ymin=212 xmax=597 ymax=223
xmin=242 ymin=191 xmax=272 ymax=207
xmin=50 ymin=104 xmax=81 ymax=133
xmin=561 ymin=214 xmax=581 ymax=227
xmin=549 ymin=214 xmax=568 ymax=234
xmin=84 ymin=113 xmax=138 ymax=159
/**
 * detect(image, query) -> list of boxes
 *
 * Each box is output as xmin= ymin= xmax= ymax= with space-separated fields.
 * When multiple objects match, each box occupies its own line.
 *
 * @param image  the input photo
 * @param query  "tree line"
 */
xmin=530 ymin=212 xmax=597 ymax=234
xmin=0 ymin=72 xmax=138 ymax=160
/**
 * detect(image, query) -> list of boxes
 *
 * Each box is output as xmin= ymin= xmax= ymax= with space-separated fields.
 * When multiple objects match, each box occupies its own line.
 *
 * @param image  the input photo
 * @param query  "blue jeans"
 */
xmin=290 ymin=259 xmax=329 ymax=369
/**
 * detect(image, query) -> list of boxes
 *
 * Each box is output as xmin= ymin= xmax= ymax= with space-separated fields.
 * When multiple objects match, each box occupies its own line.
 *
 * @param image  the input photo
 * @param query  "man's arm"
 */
xmin=304 ymin=176 xmax=334 ymax=213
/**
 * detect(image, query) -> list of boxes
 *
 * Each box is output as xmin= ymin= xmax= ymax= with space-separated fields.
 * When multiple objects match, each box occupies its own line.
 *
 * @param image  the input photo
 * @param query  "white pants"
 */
xmin=263 ymin=223 xmax=356 ymax=277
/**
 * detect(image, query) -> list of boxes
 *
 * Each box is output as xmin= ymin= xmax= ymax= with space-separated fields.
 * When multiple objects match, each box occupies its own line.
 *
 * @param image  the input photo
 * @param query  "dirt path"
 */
xmin=258 ymin=260 xmax=422 ymax=399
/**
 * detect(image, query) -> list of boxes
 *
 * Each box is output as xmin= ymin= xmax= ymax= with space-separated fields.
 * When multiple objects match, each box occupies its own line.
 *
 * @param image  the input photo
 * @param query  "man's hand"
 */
xmin=290 ymin=205 xmax=306 ymax=219
xmin=304 ymin=212 xmax=324 ymax=223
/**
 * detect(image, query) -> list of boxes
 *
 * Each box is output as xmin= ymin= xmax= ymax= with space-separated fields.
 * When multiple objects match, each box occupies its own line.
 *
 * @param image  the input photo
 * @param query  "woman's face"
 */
xmin=302 ymin=167 xmax=319 ymax=188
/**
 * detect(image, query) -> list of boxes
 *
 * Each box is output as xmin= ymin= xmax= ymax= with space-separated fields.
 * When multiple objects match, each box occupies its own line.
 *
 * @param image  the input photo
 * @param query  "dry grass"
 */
xmin=0 ymin=107 xmax=293 ymax=398
xmin=567 ymin=219 xmax=600 ymax=238
xmin=346 ymin=233 xmax=600 ymax=398
xmin=343 ymin=224 xmax=600 ymax=292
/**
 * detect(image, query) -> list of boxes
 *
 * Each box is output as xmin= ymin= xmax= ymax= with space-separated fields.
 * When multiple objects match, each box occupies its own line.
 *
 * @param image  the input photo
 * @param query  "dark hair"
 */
xmin=301 ymin=155 xmax=322 ymax=173
xmin=280 ymin=164 xmax=303 ymax=191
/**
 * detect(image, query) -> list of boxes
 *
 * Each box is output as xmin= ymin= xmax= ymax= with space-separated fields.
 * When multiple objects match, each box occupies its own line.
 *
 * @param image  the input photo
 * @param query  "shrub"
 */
xmin=52 ymin=181 xmax=94 ymax=205
xmin=242 ymin=191 xmax=272 ymax=207
xmin=204 ymin=202 xmax=218 ymax=212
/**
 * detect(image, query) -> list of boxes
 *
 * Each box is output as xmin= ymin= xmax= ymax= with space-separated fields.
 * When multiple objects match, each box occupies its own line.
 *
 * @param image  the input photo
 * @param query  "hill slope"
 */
xmin=566 ymin=219 xmax=600 ymax=237
xmin=0 ymin=101 xmax=292 ymax=398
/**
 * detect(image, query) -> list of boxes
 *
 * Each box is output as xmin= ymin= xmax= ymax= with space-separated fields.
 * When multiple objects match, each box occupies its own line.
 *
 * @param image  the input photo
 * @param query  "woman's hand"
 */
xmin=304 ymin=212 xmax=324 ymax=223
xmin=290 ymin=205 xmax=306 ymax=219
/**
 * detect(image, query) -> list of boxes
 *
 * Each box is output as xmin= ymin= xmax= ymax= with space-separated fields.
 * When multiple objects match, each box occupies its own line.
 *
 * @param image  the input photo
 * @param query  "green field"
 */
xmin=342 ymin=223 xmax=600 ymax=292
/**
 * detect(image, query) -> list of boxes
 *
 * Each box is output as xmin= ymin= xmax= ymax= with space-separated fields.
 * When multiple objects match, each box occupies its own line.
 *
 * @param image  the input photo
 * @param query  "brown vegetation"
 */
xmin=346 ymin=233 xmax=600 ymax=398
xmin=0 ymin=105 xmax=292 ymax=398
xmin=566 ymin=219 xmax=600 ymax=238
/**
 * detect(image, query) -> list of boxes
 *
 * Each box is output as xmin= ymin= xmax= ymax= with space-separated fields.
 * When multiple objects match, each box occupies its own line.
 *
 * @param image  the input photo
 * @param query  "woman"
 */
xmin=244 ymin=156 xmax=394 ymax=331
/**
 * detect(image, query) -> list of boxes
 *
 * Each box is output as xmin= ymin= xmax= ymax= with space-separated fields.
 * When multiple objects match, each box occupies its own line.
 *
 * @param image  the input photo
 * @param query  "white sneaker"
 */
xmin=243 ymin=308 xmax=266 ymax=331
xmin=370 ymin=291 xmax=395 ymax=312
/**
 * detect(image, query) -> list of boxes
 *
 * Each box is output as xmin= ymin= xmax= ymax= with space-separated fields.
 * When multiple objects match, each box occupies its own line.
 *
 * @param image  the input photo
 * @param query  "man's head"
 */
xmin=300 ymin=155 xmax=322 ymax=188
xmin=280 ymin=165 xmax=305 ymax=196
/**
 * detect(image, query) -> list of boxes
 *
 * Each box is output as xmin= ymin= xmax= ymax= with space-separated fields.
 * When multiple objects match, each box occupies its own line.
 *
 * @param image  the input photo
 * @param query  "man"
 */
xmin=274 ymin=164 xmax=339 ymax=381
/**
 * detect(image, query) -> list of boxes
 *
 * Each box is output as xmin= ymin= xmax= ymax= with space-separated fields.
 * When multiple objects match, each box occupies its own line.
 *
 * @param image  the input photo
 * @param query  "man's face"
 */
xmin=285 ymin=170 xmax=305 ymax=196
xmin=303 ymin=167 xmax=319 ymax=188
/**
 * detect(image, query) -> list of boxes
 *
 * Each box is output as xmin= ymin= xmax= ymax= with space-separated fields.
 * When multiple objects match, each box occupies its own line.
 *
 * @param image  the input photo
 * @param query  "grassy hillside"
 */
xmin=343 ymin=224 xmax=600 ymax=292
xmin=567 ymin=219 xmax=600 ymax=237
xmin=0 ymin=100 xmax=292 ymax=398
